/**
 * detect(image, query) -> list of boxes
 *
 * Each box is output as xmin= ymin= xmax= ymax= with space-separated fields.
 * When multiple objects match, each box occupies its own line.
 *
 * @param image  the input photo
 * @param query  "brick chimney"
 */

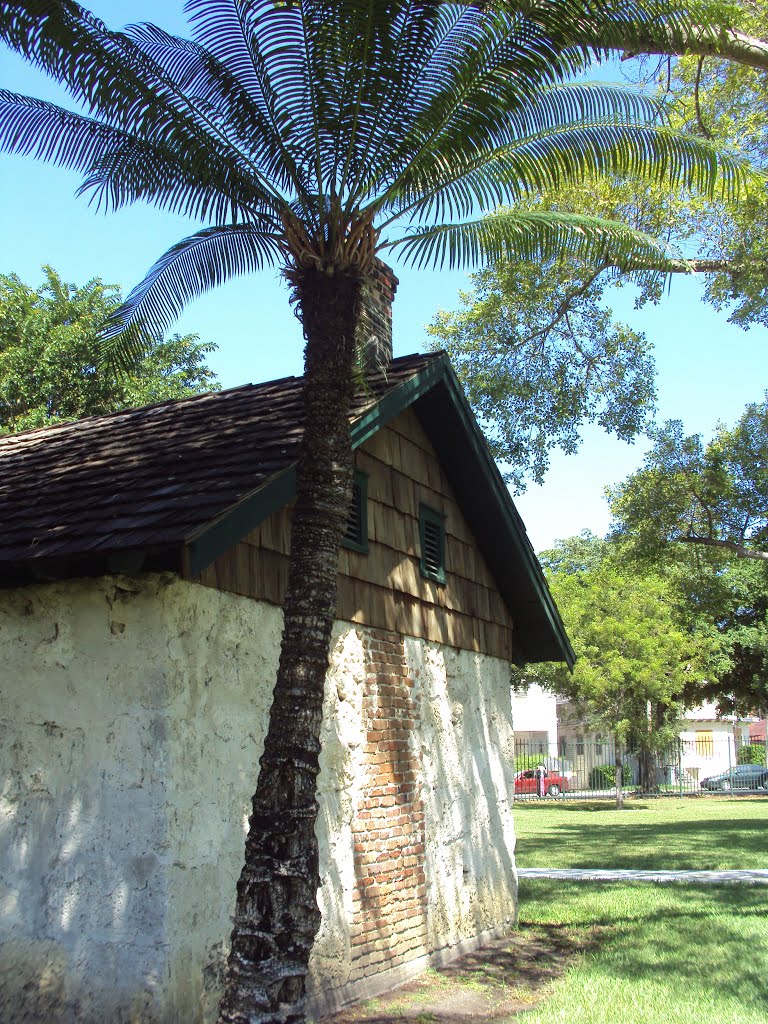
xmin=358 ymin=259 xmax=399 ymax=375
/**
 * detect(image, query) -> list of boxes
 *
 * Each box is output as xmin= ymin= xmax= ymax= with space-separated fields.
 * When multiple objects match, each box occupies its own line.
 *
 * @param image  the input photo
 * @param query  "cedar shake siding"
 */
xmin=190 ymin=409 xmax=514 ymax=661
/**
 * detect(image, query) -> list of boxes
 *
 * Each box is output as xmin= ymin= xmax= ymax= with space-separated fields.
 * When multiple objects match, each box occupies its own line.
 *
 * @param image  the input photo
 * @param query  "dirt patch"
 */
xmin=320 ymin=924 xmax=597 ymax=1023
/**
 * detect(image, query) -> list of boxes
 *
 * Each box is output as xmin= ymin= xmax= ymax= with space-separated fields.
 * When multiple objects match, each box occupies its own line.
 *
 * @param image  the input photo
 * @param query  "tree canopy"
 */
xmin=427 ymin=251 xmax=657 ymax=487
xmin=0 ymin=266 xmax=219 ymax=433
xmin=608 ymin=397 xmax=768 ymax=712
xmin=522 ymin=532 xmax=712 ymax=801
xmin=609 ymin=396 xmax=768 ymax=561
xmin=430 ymin=1 xmax=768 ymax=486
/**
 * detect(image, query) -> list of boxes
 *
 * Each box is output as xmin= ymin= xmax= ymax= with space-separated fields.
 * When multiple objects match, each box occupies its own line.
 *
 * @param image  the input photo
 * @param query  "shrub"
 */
xmin=514 ymin=753 xmax=546 ymax=772
xmin=589 ymin=763 xmax=633 ymax=789
xmin=737 ymin=742 xmax=766 ymax=766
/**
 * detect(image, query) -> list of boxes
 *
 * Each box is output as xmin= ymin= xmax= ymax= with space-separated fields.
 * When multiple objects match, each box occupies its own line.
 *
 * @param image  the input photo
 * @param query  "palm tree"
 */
xmin=0 ymin=2 xmax=750 ymax=1021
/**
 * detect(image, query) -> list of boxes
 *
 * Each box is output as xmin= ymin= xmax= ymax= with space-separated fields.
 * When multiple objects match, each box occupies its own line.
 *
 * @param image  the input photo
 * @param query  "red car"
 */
xmin=514 ymin=768 xmax=569 ymax=797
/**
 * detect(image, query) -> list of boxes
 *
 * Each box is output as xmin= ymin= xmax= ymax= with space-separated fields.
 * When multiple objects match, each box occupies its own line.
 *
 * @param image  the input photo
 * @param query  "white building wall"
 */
xmin=0 ymin=573 xmax=517 ymax=1022
xmin=510 ymin=683 xmax=558 ymax=752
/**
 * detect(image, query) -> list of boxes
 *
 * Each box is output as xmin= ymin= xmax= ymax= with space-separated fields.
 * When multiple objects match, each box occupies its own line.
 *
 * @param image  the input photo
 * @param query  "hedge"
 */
xmin=589 ymin=763 xmax=633 ymax=789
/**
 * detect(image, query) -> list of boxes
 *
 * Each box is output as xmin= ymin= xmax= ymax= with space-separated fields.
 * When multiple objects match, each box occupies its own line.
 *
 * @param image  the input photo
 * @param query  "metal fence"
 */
xmin=512 ymin=734 xmax=768 ymax=799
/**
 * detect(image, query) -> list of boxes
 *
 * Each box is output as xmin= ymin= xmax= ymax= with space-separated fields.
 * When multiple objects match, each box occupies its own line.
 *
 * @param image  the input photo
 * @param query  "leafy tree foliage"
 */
xmin=429 ymin=3 xmax=768 ymax=484
xmin=659 ymin=0 xmax=768 ymax=326
xmin=0 ymin=2 xmax=755 ymax=1020
xmin=0 ymin=266 xmax=218 ymax=433
xmin=609 ymin=398 xmax=768 ymax=712
xmin=524 ymin=533 xmax=711 ymax=804
xmin=609 ymin=396 xmax=768 ymax=560
xmin=427 ymin=252 xmax=657 ymax=488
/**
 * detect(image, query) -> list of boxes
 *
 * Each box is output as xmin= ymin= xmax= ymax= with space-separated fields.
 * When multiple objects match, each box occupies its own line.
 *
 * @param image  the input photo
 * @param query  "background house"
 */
xmin=0 ymin=271 xmax=572 ymax=1021
xmin=678 ymin=702 xmax=758 ymax=783
xmin=511 ymin=682 xmax=559 ymax=761
xmin=510 ymin=692 xmax=759 ymax=792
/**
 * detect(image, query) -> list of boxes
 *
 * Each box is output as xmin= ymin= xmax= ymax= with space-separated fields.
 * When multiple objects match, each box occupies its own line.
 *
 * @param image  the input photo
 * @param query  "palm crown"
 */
xmin=0 ymin=0 xmax=748 ymax=352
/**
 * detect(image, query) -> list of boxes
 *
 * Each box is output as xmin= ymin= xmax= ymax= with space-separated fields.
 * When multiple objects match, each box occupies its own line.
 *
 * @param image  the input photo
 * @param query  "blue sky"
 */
xmin=1 ymin=2 xmax=765 ymax=552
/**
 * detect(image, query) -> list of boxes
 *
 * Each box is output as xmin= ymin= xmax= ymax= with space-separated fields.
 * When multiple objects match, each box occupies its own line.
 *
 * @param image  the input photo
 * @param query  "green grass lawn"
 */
xmin=517 ymin=880 xmax=768 ymax=1024
xmin=512 ymin=799 xmax=768 ymax=1023
xmin=514 ymin=797 xmax=768 ymax=871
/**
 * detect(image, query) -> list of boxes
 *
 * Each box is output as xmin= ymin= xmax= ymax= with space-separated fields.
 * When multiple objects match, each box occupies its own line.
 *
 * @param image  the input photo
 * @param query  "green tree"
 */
xmin=427 ymin=254 xmax=657 ymax=487
xmin=0 ymin=2 xmax=752 ymax=1020
xmin=609 ymin=397 xmax=768 ymax=562
xmin=609 ymin=398 xmax=768 ymax=712
xmin=0 ymin=266 xmax=218 ymax=432
xmin=528 ymin=535 xmax=710 ymax=806
xmin=429 ymin=3 xmax=768 ymax=481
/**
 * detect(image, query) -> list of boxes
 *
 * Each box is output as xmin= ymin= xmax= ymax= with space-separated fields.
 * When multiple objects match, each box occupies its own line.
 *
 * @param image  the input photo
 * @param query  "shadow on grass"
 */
xmin=322 ymin=923 xmax=599 ymax=1023
xmin=519 ymin=880 xmax=768 ymax=1012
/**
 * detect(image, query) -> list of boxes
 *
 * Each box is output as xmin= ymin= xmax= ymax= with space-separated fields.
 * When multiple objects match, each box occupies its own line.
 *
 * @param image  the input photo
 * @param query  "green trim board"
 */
xmin=186 ymin=466 xmax=296 ymax=578
xmin=349 ymin=357 xmax=449 ymax=449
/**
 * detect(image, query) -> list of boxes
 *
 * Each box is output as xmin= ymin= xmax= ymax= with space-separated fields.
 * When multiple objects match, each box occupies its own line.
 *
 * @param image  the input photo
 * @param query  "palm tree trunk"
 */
xmin=218 ymin=267 xmax=364 ymax=1024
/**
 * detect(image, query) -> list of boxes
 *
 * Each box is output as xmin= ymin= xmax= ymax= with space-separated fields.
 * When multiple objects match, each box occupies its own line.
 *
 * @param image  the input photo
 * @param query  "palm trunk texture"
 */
xmin=218 ymin=268 xmax=364 ymax=1024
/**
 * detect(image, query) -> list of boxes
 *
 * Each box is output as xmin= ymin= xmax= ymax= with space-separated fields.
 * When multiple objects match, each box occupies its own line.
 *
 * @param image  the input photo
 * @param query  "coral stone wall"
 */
xmin=1 ymin=576 xmax=517 ymax=1022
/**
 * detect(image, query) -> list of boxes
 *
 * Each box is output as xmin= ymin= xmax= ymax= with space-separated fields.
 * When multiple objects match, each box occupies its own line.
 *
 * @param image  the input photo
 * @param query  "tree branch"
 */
xmin=677 ymin=535 xmax=768 ymax=559
xmin=620 ymin=25 xmax=768 ymax=73
xmin=465 ymin=3 xmax=768 ymax=73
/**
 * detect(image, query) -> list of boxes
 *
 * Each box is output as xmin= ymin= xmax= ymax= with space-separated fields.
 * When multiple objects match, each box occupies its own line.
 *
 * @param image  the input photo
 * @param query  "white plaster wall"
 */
xmin=407 ymin=641 xmax=517 ymax=952
xmin=1 ymin=577 xmax=517 ymax=1021
xmin=0 ymin=574 xmax=282 ymax=1023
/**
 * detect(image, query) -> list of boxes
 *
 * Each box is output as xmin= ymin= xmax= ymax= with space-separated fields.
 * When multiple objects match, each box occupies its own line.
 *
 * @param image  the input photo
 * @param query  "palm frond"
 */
xmin=101 ymin=224 xmax=283 ymax=366
xmin=125 ymin=20 xmax=304 ymax=195
xmin=0 ymin=1 xmax=290 ymax=205
xmin=0 ymin=89 xmax=121 ymax=170
xmin=387 ymin=120 xmax=756 ymax=226
xmin=384 ymin=207 xmax=687 ymax=271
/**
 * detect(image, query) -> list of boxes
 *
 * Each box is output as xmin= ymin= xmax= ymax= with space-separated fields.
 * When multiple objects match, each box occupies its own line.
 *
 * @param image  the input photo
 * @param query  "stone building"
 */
xmin=0 ymin=269 xmax=572 ymax=1021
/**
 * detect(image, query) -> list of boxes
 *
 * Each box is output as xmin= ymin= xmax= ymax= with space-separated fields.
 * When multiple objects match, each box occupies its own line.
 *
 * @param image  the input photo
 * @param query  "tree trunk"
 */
xmin=615 ymin=742 xmax=625 ymax=810
xmin=217 ymin=266 xmax=364 ymax=1024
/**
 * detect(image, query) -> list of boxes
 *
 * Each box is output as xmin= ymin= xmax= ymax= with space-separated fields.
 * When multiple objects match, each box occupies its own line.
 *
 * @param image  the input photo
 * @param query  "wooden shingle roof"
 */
xmin=0 ymin=350 xmax=574 ymax=666
xmin=0 ymin=353 xmax=432 ymax=573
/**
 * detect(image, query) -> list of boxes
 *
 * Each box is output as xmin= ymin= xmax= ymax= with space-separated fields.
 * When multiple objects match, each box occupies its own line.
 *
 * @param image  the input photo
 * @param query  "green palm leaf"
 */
xmin=101 ymin=224 xmax=283 ymax=363
xmin=385 ymin=207 xmax=688 ymax=269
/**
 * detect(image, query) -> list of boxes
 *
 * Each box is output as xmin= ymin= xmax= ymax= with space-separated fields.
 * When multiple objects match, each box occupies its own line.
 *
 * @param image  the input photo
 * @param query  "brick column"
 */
xmin=348 ymin=629 xmax=427 ymax=983
xmin=358 ymin=260 xmax=399 ymax=375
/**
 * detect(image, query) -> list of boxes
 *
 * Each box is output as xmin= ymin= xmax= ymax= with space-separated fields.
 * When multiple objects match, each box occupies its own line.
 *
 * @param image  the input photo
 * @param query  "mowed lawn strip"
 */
xmin=517 ymin=880 xmax=768 ymax=1024
xmin=513 ymin=797 xmax=768 ymax=871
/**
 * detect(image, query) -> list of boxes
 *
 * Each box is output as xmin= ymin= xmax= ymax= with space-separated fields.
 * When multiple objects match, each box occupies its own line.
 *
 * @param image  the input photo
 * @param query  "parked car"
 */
xmin=514 ymin=768 xmax=570 ymax=797
xmin=700 ymin=763 xmax=768 ymax=792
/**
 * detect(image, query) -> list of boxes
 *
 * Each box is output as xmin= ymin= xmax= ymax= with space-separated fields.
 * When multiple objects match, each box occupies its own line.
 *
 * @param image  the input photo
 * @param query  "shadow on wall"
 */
xmin=412 ymin=641 xmax=517 ymax=953
xmin=0 ymin=576 xmax=282 ymax=1024
xmin=0 ymin=723 xmax=170 ymax=1021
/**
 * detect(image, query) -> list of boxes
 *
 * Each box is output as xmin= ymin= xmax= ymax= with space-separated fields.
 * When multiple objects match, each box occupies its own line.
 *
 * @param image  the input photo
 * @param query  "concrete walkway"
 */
xmin=518 ymin=867 xmax=768 ymax=884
